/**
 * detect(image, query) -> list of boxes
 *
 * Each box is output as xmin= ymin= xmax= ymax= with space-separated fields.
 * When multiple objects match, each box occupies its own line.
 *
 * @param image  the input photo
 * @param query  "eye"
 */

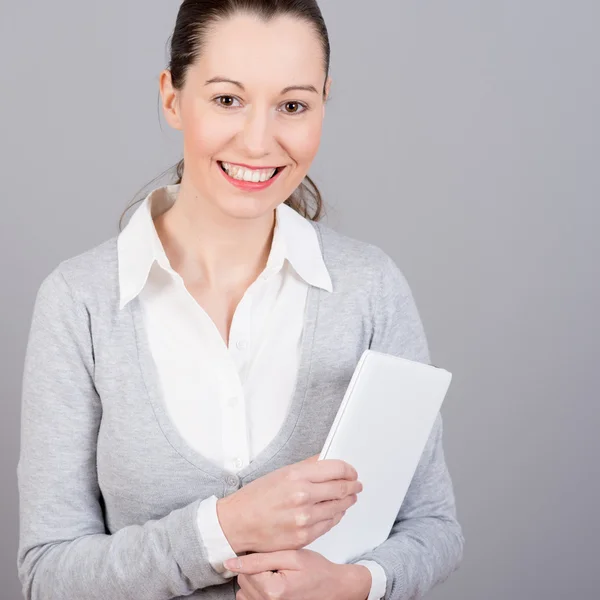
xmin=213 ymin=95 xmax=242 ymax=109
xmin=279 ymin=101 xmax=308 ymax=115
xmin=212 ymin=96 xmax=308 ymax=114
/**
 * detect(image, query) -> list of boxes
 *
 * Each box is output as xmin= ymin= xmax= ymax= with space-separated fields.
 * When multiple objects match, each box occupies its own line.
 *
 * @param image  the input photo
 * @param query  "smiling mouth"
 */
xmin=218 ymin=161 xmax=284 ymax=182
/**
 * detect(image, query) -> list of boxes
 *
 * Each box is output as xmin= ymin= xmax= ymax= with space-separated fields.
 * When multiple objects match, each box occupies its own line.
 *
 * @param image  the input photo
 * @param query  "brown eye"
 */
xmin=281 ymin=101 xmax=307 ymax=115
xmin=214 ymin=95 xmax=240 ymax=108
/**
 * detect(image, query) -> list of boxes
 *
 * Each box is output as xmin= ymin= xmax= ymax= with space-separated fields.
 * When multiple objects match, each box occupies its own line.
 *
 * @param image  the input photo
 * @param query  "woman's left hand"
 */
xmin=225 ymin=549 xmax=370 ymax=600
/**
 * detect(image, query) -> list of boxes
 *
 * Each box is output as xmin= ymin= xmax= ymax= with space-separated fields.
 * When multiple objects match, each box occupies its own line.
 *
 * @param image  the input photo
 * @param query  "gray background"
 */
xmin=1 ymin=0 xmax=598 ymax=598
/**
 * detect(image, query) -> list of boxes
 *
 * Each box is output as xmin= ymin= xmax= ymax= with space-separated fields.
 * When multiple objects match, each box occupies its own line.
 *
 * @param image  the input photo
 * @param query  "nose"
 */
xmin=241 ymin=105 xmax=273 ymax=157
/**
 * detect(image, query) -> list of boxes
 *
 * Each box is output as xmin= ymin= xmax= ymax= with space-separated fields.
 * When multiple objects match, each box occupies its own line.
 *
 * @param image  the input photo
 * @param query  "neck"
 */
xmin=154 ymin=177 xmax=275 ymax=291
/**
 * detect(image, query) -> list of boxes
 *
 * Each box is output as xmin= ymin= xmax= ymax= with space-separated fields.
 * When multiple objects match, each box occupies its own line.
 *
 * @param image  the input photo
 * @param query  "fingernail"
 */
xmin=224 ymin=558 xmax=242 ymax=570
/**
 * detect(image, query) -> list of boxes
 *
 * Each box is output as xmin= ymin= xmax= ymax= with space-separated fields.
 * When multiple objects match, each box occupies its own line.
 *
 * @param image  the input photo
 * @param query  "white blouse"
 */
xmin=117 ymin=183 xmax=386 ymax=600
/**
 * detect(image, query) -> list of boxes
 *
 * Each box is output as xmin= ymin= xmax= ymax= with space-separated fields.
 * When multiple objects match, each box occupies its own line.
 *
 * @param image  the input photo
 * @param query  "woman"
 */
xmin=17 ymin=1 xmax=464 ymax=599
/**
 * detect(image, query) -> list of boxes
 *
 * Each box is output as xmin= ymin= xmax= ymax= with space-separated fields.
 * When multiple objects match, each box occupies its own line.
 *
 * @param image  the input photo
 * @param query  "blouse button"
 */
xmin=236 ymin=339 xmax=248 ymax=351
xmin=233 ymin=458 xmax=244 ymax=469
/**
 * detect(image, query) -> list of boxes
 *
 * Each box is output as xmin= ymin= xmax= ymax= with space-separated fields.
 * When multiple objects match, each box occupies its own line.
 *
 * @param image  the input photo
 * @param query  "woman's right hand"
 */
xmin=216 ymin=454 xmax=363 ymax=554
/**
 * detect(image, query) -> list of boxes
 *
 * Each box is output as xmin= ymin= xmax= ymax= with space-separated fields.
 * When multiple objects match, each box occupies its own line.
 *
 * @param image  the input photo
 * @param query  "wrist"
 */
xmin=335 ymin=563 xmax=372 ymax=600
xmin=216 ymin=495 xmax=251 ymax=554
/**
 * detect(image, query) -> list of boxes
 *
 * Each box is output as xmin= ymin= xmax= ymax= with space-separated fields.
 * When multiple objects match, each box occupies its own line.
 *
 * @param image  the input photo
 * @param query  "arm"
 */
xmin=17 ymin=267 xmax=234 ymax=600
xmin=355 ymin=560 xmax=387 ymax=600
xmin=346 ymin=251 xmax=465 ymax=600
xmin=196 ymin=495 xmax=240 ymax=579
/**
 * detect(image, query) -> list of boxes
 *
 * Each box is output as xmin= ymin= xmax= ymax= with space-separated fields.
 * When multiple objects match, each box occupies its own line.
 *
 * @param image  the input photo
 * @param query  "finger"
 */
xmin=302 ymin=458 xmax=359 ymax=483
xmin=309 ymin=478 xmax=363 ymax=503
xmin=225 ymin=551 xmax=300 ymax=574
xmin=304 ymin=508 xmax=345 ymax=541
xmin=257 ymin=572 xmax=286 ymax=599
xmin=306 ymin=494 xmax=358 ymax=525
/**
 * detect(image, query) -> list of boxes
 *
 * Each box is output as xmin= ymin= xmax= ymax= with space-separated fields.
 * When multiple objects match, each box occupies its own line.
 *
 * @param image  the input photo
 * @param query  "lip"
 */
xmin=220 ymin=160 xmax=284 ymax=170
xmin=217 ymin=161 xmax=285 ymax=191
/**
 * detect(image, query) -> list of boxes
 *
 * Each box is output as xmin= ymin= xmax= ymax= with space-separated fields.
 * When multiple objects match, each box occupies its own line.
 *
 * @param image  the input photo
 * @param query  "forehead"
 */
xmin=191 ymin=13 xmax=324 ymax=87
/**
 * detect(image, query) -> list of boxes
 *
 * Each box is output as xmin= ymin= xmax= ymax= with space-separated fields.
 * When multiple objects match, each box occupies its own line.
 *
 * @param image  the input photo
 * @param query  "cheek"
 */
xmin=182 ymin=111 xmax=236 ymax=159
xmin=283 ymin=118 xmax=323 ymax=165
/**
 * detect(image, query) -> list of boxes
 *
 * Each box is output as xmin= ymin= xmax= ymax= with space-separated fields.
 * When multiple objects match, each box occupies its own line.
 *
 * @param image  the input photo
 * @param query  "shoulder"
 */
xmin=36 ymin=235 xmax=119 ymax=309
xmin=311 ymin=220 xmax=413 ymax=297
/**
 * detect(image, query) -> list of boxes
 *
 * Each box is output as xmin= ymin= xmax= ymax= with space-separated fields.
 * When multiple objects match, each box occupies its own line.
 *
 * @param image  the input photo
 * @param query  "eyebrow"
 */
xmin=204 ymin=77 xmax=319 ymax=95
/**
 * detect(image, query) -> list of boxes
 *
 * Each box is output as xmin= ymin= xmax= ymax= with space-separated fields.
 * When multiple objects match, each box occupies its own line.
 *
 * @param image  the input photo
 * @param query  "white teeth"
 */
xmin=221 ymin=161 xmax=277 ymax=182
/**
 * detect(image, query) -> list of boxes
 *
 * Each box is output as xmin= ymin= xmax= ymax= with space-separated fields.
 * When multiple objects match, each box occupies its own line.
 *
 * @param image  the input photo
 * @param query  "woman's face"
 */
xmin=160 ymin=13 xmax=331 ymax=220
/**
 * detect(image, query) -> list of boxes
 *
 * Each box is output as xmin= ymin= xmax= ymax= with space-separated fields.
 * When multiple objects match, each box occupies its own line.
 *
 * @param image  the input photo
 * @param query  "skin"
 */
xmin=227 ymin=549 xmax=372 ymax=600
xmin=158 ymin=12 xmax=371 ymax=600
xmin=158 ymin=12 xmax=330 ymax=345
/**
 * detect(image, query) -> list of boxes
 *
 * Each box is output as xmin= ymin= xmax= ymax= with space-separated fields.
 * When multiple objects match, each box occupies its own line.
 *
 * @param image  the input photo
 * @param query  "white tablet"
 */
xmin=303 ymin=349 xmax=452 ymax=564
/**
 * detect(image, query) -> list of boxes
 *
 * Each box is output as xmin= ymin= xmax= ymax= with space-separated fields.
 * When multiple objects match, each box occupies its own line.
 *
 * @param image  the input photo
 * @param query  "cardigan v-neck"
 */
xmin=129 ymin=279 xmax=322 ymax=485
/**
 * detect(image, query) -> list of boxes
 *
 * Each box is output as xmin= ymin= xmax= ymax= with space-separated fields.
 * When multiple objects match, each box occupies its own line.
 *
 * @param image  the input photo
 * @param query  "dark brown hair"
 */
xmin=119 ymin=0 xmax=330 ymax=232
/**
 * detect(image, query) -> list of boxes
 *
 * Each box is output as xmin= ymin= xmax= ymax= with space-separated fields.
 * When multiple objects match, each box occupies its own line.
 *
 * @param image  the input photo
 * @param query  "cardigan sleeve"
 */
xmin=347 ymin=251 xmax=465 ymax=600
xmin=17 ymin=267 xmax=233 ymax=600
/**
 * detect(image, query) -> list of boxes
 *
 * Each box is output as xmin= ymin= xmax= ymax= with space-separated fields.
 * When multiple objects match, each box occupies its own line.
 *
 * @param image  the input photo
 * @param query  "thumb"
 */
xmin=224 ymin=551 xmax=298 ymax=574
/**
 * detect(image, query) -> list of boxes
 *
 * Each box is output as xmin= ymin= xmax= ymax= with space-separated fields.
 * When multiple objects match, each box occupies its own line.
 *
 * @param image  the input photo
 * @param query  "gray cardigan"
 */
xmin=17 ymin=220 xmax=464 ymax=600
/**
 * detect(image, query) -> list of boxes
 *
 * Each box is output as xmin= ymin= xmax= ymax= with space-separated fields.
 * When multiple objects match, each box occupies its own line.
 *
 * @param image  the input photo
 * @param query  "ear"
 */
xmin=322 ymin=76 xmax=332 ymax=118
xmin=159 ymin=69 xmax=182 ymax=131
